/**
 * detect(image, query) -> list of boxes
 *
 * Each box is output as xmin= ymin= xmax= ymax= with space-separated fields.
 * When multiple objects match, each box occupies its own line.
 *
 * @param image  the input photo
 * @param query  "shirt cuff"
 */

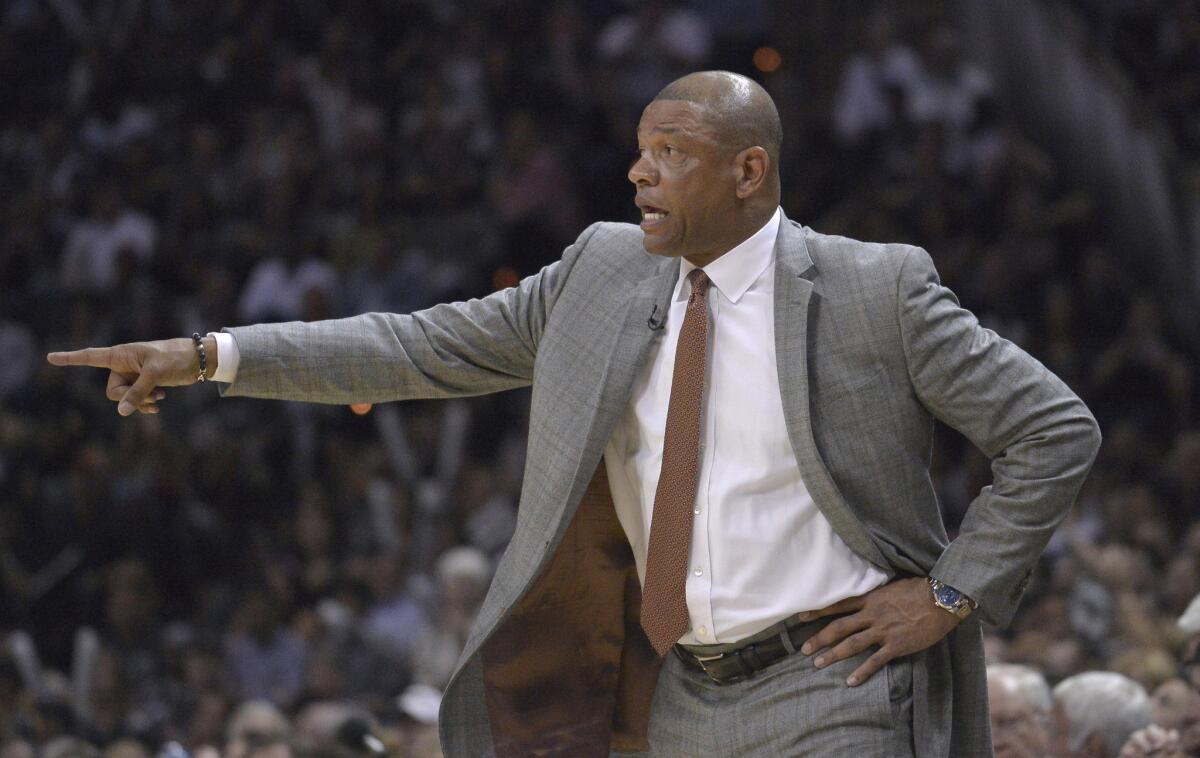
xmin=209 ymin=331 xmax=240 ymax=383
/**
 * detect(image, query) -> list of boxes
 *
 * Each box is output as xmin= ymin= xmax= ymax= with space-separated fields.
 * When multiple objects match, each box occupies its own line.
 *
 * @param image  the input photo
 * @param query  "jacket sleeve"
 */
xmin=218 ymin=223 xmax=601 ymax=404
xmin=896 ymin=246 xmax=1101 ymax=627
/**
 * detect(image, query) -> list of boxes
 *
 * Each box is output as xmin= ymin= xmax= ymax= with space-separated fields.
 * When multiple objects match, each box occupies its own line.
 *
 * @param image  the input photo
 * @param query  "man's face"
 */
xmin=989 ymin=679 xmax=1051 ymax=758
xmin=629 ymin=100 xmax=737 ymax=261
xmin=1152 ymin=679 xmax=1200 ymax=732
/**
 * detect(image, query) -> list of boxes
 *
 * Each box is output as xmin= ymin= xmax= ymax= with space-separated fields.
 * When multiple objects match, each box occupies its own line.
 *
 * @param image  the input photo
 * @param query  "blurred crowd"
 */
xmin=1066 ymin=0 xmax=1200 ymax=159
xmin=0 ymin=0 xmax=1197 ymax=756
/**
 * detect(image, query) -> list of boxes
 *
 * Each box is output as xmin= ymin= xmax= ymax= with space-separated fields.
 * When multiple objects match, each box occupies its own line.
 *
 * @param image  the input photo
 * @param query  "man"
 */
xmin=48 ymin=71 xmax=1101 ymax=756
xmin=1149 ymin=678 xmax=1200 ymax=735
xmin=223 ymin=700 xmax=292 ymax=758
xmin=1052 ymin=672 xmax=1152 ymax=758
xmin=987 ymin=664 xmax=1053 ymax=757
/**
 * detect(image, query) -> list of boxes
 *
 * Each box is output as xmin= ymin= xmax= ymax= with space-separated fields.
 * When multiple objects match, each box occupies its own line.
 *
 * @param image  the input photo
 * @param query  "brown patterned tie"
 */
xmin=640 ymin=268 xmax=711 ymax=656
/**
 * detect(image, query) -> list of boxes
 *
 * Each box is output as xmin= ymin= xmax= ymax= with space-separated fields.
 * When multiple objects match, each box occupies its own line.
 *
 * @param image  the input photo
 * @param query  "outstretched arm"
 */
xmin=49 ymin=223 xmax=600 ymax=412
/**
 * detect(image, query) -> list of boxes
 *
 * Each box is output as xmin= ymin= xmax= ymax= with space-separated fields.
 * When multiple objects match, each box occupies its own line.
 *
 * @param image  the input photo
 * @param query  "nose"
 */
xmin=628 ymin=154 xmax=657 ymax=186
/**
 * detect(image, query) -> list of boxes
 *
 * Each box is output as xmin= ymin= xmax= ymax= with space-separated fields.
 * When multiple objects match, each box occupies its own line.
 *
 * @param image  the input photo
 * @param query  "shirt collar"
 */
xmin=677 ymin=207 xmax=781 ymax=304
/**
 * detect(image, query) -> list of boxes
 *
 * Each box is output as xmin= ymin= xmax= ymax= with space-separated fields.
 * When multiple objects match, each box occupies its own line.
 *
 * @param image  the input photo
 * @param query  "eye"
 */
xmin=663 ymin=145 xmax=686 ymax=162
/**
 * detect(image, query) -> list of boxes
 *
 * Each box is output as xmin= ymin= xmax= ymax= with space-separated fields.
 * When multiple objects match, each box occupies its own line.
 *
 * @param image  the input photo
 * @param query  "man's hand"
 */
xmin=46 ymin=337 xmax=216 ymax=415
xmin=797 ymin=577 xmax=963 ymax=687
xmin=1119 ymin=725 xmax=1186 ymax=757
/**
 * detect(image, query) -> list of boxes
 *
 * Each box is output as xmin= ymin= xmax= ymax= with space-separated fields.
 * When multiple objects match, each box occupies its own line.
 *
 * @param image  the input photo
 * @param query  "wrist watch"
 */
xmin=928 ymin=577 xmax=976 ymax=619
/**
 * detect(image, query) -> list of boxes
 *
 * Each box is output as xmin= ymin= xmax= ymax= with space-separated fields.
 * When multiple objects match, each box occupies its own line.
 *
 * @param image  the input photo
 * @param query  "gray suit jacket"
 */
xmin=223 ymin=214 xmax=1101 ymax=757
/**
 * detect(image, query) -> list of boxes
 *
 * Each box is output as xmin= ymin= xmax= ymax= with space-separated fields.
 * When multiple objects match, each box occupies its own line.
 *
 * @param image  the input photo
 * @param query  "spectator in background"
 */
xmin=361 ymin=551 xmax=427 ymax=679
xmin=237 ymin=248 xmax=339 ymax=325
xmin=1117 ymin=723 xmax=1189 ymax=758
xmin=411 ymin=547 xmax=488 ymax=692
xmin=224 ymin=701 xmax=290 ymax=758
xmin=103 ymin=739 xmax=148 ymax=758
xmin=224 ymin=589 xmax=308 ymax=710
xmin=595 ymin=0 xmax=712 ymax=114
xmin=1178 ymin=594 xmax=1200 ymax=694
xmin=907 ymin=25 xmax=1000 ymax=178
xmin=60 ymin=184 xmax=156 ymax=294
xmin=40 ymin=736 xmax=100 ymax=758
xmin=290 ymin=485 xmax=340 ymax=605
xmin=27 ymin=118 xmax=84 ymax=203
xmin=0 ymin=742 xmax=32 ymax=758
xmin=341 ymin=234 xmax=432 ymax=318
xmin=0 ymin=313 xmax=36 ymax=401
xmin=487 ymin=109 xmax=580 ymax=275
xmin=1092 ymin=295 xmax=1193 ymax=441
xmin=1149 ymin=678 xmax=1200 ymax=737
xmin=394 ymin=684 xmax=442 ymax=758
xmin=1053 ymin=671 xmax=1153 ymax=757
xmin=396 ymin=78 xmax=486 ymax=212
xmin=451 ymin=464 xmax=516 ymax=564
xmin=1152 ymin=0 xmax=1200 ymax=155
xmin=988 ymin=663 xmax=1054 ymax=758
xmin=832 ymin=10 xmax=921 ymax=149
xmin=91 ymin=560 xmax=169 ymax=740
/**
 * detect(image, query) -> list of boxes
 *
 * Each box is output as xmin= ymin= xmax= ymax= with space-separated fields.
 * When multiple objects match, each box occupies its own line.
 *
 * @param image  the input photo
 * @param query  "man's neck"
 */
xmin=683 ymin=207 xmax=777 ymax=268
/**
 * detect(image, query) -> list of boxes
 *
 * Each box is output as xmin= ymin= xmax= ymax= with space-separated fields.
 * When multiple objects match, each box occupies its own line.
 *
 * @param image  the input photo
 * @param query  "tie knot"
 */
xmin=687 ymin=269 xmax=710 ymax=300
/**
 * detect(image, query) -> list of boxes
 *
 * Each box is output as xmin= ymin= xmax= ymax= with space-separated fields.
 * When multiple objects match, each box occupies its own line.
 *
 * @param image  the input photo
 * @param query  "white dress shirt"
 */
xmin=603 ymin=207 xmax=888 ymax=645
xmin=212 ymin=208 xmax=888 ymax=646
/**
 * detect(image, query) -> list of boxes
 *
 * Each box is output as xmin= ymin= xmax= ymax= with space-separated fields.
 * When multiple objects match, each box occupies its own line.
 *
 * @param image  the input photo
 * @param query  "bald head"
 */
xmin=652 ymin=71 xmax=782 ymax=177
xmin=630 ymin=71 xmax=781 ymax=265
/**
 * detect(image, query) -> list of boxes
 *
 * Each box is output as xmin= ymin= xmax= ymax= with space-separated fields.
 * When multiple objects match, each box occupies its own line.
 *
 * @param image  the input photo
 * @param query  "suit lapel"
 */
xmin=595 ymin=262 xmax=679 ymax=423
xmin=462 ymin=254 xmax=678 ymax=657
xmin=547 ymin=258 xmax=680 ymax=547
xmin=774 ymin=217 xmax=891 ymax=571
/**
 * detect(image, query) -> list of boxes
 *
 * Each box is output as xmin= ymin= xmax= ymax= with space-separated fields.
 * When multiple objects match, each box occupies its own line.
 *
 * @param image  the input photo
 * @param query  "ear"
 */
xmin=733 ymin=146 xmax=770 ymax=199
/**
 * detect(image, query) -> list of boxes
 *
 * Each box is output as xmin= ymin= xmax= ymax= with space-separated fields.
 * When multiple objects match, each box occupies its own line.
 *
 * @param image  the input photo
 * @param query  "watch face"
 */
xmin=935 ymin=584 xmax=962 ymax=607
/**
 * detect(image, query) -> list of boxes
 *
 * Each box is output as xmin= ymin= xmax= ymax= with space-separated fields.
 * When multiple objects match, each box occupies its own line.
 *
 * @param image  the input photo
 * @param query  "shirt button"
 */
xmin=693 ymin=508 xmax=701 ymax=515
xmin=694 ymin=567 xmax=703 ymax=576
xmin=698 ymin=626 xmax=708 ymax=636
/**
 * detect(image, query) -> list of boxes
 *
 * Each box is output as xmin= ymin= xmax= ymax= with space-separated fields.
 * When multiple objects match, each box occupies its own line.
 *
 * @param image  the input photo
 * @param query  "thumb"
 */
xmin=118 ymin=371 xmax=157 ymax=416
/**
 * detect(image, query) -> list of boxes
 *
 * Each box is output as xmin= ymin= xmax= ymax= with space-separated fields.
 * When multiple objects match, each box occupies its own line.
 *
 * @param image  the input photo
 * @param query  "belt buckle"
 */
xmin=693 ymin=651 xmax=725 ymax=683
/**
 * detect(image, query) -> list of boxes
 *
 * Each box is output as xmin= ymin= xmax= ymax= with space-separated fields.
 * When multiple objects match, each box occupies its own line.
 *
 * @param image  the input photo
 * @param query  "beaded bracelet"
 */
xmin=191 ymin=333 xmax=207 ymax=383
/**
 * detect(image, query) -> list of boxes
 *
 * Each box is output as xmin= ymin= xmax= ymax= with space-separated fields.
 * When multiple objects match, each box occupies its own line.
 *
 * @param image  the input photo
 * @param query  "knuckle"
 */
xmin=844 ymin=632 xmax=871 ymax=655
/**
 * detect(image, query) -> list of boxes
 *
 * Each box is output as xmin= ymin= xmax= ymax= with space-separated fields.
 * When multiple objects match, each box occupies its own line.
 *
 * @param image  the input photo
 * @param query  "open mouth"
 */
xmin=640 ymin=205 xmax=669 ymax=225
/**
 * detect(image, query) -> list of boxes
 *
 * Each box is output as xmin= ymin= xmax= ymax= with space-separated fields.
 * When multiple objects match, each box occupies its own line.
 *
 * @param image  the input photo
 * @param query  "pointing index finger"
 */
xmin=47 ymin=347 xmax=114 ymax=368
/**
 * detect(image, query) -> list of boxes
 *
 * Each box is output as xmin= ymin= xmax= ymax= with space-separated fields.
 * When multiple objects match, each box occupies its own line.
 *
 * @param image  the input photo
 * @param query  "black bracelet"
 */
xmin=191 ymin=333 xmax=207 ymax=383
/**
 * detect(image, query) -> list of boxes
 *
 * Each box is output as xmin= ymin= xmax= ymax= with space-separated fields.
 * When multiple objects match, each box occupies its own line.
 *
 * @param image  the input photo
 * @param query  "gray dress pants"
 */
xmin=640 ymin=646 xmax=916 ymax=757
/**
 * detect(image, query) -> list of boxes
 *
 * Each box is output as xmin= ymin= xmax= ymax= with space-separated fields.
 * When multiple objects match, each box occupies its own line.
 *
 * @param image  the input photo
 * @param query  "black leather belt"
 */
xmin=673 ymin=616 xmax=834 ymax=685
